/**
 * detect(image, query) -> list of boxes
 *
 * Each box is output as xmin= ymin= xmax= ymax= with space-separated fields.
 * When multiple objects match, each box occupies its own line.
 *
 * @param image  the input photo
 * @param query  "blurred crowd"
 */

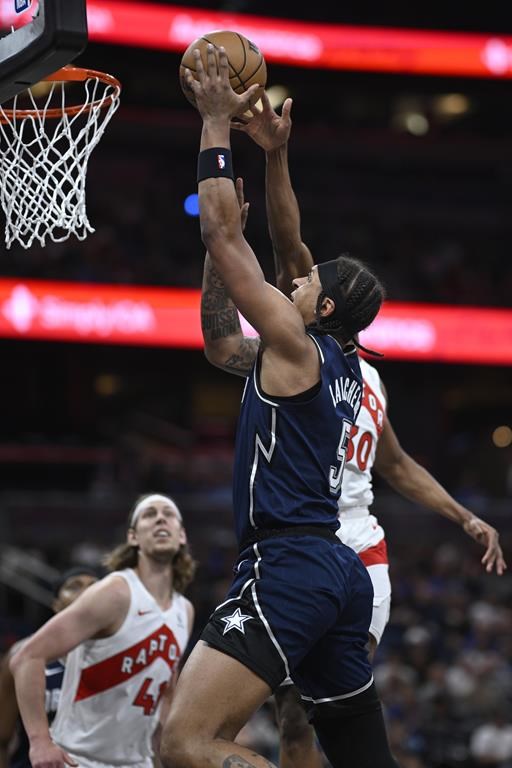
xmin=2 ymin=536 xmax=511 ymax=768
xmin=203 ymin=540 xmax=512 ymax=768
xmin=0 ymin=115 xmax=511 ymax=309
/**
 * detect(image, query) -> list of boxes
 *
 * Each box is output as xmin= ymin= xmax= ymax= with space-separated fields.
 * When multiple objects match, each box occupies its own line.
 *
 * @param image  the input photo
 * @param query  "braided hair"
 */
xmin=314 ymin=253 xmax=384 ymax=343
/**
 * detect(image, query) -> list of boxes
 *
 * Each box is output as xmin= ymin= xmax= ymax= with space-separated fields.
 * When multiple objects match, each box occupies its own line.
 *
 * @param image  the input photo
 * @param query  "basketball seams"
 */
xmin=230 ymin=74 xmax=245 ymax=94
xmin=239 ymin=56 xmax=265 ymax=88
xmin=181 ymin=63 xmax=197 ymax=74
xmin=234 ymin=32 xmax=248 ymax=76
xmin=180 ymin=31 xmax=266 ymax=103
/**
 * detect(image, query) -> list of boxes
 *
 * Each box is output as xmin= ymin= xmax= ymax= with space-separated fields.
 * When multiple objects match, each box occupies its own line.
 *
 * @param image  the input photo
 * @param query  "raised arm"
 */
xmin=374 ymin=416 xmax=507 ymax=575
xmin=232 ymin=92 xmax=313 ymax=297
xmin=184 ymin=46 xmax=312 ymax=366
xmin=9 ymin=576 xmax=130 ymax=768
xmin=201 ymin=178 xmax=260 ymax=377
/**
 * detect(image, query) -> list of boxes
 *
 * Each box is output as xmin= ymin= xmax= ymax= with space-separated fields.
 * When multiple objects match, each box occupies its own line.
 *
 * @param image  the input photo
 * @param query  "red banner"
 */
xmin=0 ymin=279 xmax=510 ymax=365
xmin=2 ymin=1 xmax=512 ymax=78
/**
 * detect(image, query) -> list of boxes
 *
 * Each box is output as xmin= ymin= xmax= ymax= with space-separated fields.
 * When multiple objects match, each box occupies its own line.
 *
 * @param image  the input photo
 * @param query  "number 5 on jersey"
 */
xmin=329 ymin=419 xmax=352 ymax=495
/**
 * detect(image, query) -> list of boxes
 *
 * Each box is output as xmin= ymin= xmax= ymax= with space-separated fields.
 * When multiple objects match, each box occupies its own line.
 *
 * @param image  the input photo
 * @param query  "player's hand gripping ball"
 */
xmin=180 ymin=30 xmax=267 ymax=112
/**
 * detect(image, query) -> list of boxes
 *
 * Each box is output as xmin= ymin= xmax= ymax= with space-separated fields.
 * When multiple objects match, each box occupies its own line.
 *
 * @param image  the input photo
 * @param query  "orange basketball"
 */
xmin=179 ymin=30 xmax=267 ymax=111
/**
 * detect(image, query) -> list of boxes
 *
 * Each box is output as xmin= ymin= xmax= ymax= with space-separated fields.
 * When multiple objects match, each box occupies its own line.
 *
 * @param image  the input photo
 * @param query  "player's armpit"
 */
xmin=214 ymin=337 xmax=261 ymax=377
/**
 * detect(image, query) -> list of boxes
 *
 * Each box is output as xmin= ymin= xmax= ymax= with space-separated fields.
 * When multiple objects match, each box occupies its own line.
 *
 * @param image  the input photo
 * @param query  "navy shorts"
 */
xmin=201 ymin=534 xmax=373 ymax=702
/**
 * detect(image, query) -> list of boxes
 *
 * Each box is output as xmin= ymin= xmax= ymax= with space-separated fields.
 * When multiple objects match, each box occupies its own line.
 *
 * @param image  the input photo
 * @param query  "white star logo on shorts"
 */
xmin=220 ymin=607 xmax=253 ymax=635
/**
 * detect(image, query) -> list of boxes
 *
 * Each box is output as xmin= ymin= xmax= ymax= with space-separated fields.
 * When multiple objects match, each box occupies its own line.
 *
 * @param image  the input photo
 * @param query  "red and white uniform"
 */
xmin=51 ymin=568 xmax=190 ymax=768
xmin=338 ymin=359 xmax=391 ymax=643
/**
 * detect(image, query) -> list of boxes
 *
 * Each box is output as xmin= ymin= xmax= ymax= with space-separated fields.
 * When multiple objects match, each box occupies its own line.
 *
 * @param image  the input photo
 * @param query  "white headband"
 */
xmin=130 ymin=494 xmax=182 ymax=528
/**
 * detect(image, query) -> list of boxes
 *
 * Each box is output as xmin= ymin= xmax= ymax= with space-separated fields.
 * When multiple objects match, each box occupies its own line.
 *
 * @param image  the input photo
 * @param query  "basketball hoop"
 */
xmin=0 ymin=65 xmax=121 ymax=249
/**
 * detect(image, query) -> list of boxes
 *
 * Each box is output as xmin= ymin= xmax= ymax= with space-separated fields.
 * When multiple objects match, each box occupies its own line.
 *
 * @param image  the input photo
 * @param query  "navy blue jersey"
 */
xmin=233 ymin=331 xmax=362 ymax=544
xmin=9 ymin=660 xmax=64 ymax=768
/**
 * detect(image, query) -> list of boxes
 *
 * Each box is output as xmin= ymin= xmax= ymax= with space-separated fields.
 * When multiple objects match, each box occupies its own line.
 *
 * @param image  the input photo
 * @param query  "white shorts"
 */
xmin=366 ymin=563 xmax=391 ymax=645
xmin=338 ymin=511 xmax=391 ymax=645
xmin=65 ymin=754 xmax=152 ymax=768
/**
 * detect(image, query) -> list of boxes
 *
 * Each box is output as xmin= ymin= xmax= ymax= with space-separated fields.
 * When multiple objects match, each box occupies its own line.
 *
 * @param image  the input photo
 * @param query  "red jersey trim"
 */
xmin=75 ymin=624 xmax=180 ymax=702
xmin=361 ymin=378 xmax=385 ymax=435
xmin=359 ymin=538 xmax=389 ymax=566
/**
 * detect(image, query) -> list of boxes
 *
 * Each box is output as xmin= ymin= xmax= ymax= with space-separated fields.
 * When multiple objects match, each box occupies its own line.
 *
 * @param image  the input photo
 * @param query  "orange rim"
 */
xmin=0 ymin=65 xmax=121 ymax=122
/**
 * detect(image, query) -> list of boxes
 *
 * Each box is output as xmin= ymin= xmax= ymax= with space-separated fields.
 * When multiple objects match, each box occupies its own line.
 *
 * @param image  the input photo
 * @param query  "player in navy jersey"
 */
xmin=232 ymin=90 xmax=507 ymax=768
xmin=161 ymin=46 xmax=396 ymax=768
xmin=0 ymin=567 xmax=99 ymax=768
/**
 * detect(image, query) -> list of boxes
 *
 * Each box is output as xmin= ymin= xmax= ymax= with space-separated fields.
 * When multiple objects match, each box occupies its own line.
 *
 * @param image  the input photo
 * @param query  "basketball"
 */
xmin=179 ymin=30 xmax=267 ymax=111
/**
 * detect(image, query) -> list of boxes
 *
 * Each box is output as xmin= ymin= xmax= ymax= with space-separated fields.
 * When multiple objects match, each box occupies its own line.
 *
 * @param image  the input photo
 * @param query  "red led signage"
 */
xmin=2 ymin=2 xmax=512 ymax=78
xmin=0 ymin=279 xmax=510 ymax=365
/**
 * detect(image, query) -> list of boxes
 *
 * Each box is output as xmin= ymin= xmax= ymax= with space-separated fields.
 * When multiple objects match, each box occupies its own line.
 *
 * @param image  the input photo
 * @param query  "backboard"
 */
xmin=0 ymin=0 xmax=88 ymax=104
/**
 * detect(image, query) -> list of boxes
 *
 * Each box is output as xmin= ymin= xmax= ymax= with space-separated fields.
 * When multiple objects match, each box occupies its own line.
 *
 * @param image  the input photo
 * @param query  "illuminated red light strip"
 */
xmin=0 ymin=279 xmax=510 ymax=365
xmin=2 ymin=1 xmax=512 ymax=78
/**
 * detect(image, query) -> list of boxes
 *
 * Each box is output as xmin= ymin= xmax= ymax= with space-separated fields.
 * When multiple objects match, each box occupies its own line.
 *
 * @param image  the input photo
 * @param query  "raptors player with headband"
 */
xmin=232 ymin=91 xmax=506 ymax=768
xmin=10 ymin=494 xmax=196 ymax=768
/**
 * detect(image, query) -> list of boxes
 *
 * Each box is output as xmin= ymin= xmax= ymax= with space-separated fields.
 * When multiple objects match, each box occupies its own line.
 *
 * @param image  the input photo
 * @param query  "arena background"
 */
xmin=0 ymin=2 xmax=511 ymax=766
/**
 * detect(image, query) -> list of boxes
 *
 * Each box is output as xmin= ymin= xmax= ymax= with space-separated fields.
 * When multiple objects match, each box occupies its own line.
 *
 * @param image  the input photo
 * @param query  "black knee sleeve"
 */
xmin=310 ymin=683 xmax=399 ymax=768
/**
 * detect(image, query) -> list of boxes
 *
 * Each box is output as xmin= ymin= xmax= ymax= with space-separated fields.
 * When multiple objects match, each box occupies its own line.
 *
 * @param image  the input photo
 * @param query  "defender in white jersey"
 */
xmin=232 ymin=91 xmax=506 ymax=768
xmin=338 ymin=356 xmax=390 ymax=650
xmin=10 ymin=494 xmax=196 ymax=768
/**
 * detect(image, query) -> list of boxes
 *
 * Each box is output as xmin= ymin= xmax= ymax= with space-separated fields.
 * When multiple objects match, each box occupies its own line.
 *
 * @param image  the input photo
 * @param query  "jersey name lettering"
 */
xmin=328 ymin=376 xmax=362 ymax=412
xmin=361 ymin=379 xmax=385 ymax=434
xmin=75 ymin=624 xmax=180 ymax=702
xmin=121 ymin=637 xmax=178 ymax=673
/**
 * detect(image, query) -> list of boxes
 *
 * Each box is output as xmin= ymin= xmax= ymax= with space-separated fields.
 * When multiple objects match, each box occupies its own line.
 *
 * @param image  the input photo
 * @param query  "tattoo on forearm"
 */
xmin=202 ymin=266 xmax=233 ymax=312
xmin=222 ymin=338 xmax=260 ymax=375
xmin=202 ymin=307 xmax=241 ymax=341
xmin=222 ymin=755 xmax=274 ymax=768
xmin=202 ymin=259 xmax=260 ymax=374
xmin=202 ymin=286 xmax=230 ymax=312
xmin=202 ymin=264 xmax=242 ymax=341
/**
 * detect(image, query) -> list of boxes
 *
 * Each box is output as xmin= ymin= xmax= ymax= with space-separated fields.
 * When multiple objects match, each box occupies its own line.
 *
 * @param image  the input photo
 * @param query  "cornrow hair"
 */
xmin=315 ymin=254 xmax=385 ymax=342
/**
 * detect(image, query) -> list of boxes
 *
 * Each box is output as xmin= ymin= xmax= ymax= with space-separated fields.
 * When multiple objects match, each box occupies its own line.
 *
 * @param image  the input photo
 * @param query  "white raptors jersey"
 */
xmin=337 ymin=359 xmax=387 ymax=553
xmin=51 ymin=568 xmax=190 ymax=766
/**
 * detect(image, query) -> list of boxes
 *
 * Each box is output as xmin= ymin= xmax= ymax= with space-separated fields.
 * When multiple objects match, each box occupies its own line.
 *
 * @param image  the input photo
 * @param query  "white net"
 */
xmin=0 ymin=73 xmax=120 ymax=249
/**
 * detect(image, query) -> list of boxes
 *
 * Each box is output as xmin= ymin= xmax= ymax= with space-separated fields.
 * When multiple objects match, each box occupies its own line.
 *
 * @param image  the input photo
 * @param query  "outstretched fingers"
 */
xmin=193 ymin=47 xmax=206 ymax=79
xmin=481 ymin=536 xmax=507 ymax=575
xmin=235 ymin=177 xmax=245 ymax=208
xmin=281 ymin=97 xmax=293 ymax=120
xmin=217 ymin=46 xmax=230 ymax=79
xmin=478 ymin=523 xmax=507 ymax=575
xmin=238 ymin=83 xmax=261 ymax=112
xmin=235 ymin=178 xmax=249 ymax=230
xmin=182 ymin=66 xmax=199 ymax=98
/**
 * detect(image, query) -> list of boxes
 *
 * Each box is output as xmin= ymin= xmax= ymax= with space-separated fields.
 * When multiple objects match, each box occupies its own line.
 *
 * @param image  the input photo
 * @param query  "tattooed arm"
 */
xmin=201 ymin=178 xmax=260 ymax=378
xmin=201 ymin=255 xmax=260 ymax=377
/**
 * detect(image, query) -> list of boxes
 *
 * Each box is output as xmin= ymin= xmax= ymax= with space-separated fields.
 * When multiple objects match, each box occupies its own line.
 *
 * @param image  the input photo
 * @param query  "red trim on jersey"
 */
xmin=361 ymin=378 xmax=385 ymax=435
xmin=75 ymin=624 xmax=180 ymax=702
xmin=358 ymin=538 xmax=389 ymax=566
